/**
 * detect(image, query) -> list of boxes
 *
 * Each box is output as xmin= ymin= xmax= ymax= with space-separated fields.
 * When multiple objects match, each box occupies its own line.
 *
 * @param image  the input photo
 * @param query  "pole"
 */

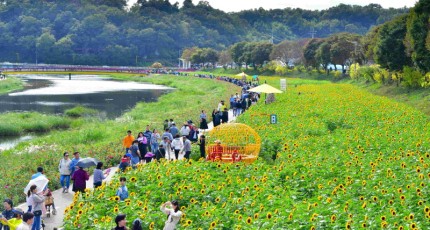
xmin=69 ymin=73 xmax=71 ymax=80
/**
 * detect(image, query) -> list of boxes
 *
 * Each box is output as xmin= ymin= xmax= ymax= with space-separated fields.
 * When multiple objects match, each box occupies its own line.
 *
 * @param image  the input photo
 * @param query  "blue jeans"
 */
xmin=151 ymin=143 xmax=159 ymax=154
xmin=60 ymin=175 xmax=70 ymax=188
xmin=32 ymin=213 xmax=41 ymax=230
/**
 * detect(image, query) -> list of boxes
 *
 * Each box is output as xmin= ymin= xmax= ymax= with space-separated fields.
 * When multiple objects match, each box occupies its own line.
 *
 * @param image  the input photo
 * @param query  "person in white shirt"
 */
xmin=179 ymin=123 xmax=190 ymax=137
xmin=16 ymin=212 xmax=34 ymax=230
xmin=171 ymin=134 xmax=183 ymax=160
xmin=58 ymin=152 xmax=71 ymax=193
xmin=160 ymin=201 xmax=182 ymax=230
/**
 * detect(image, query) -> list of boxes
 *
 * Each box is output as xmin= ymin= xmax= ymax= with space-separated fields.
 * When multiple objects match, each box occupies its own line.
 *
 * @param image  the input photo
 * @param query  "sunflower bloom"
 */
xmin=246 ymin=217 xmax=252 ymax=224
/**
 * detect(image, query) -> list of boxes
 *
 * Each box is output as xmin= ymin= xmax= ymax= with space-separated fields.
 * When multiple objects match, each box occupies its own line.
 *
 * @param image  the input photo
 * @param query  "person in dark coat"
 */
xmin=213 ymin=110 xmax=221 ymax=127
xmin=71 ymin=167 xmax=89 ymax=193
xmin=198 ymin=135 xmax=206 ymax=159
xmin=154 ymin=144 xmax=166 ymax=161
xmin=199 ymin=110 xmax=208 ymax=130
xmin=222 ymin=108 xmax=229 ymax=123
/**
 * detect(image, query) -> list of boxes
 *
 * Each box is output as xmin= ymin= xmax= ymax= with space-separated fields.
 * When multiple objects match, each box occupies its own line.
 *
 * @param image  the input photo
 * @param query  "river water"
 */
xmin=0 ymin=74 xmax=173 ymax=150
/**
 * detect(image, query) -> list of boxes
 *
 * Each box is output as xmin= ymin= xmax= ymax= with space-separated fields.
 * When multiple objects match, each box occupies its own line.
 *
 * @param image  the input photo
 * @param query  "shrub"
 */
xmin=0 ymin=123 xmax=21 ymax=136
xmin=65 ymin=106 xmax=98 ymax=118
xmin=402 ymin=66 xmax=423 ymax=88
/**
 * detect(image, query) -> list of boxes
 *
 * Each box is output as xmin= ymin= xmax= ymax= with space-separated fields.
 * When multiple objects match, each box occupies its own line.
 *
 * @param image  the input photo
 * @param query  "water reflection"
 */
xmin=0 ymin=74 xmax=174 ymax=151
xmin=0 ymin=74 xmax=173 ymax=118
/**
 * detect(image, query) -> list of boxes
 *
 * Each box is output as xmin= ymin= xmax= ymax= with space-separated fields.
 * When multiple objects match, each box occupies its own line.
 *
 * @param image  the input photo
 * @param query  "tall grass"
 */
xmin=65 ymin=106 xmax=99 ymax=118
xmin=0 ymin=77 xmax=24 ymax=94
xmin=0 ymin=112 xmax=71 ymax=136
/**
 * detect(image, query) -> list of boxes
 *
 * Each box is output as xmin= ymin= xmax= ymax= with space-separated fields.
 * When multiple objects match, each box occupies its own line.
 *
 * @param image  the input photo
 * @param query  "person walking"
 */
xmin=198 ymin=135 xmax=206 ymax=159
xmin=160 ymin=201 xmax=182 ymax=230
xmin=93 ymin=162 xmax=110 ymax=188
xmin=122 ymin=130 xmax=134 ymax=154
xmin=190 ymin=125 xmax=199 ymax=143
xmin=199 ymin=110 xmax=208 ymax=131
xmin=181 ymin=136 xmax=192 ymax=160
xmin=71 ymin=167 xmax=89 ymax=193
xmin=169 ymin=123 xmax=179 ymax=137
xmin=143 ymin=126 xmax=152 ymax=151
xmin=161 ymin=137 xmax=173 ymax=160
xmin=136 ymin=132 xmax=147 ymax=161
xmin=171 ymin=134 xmax=183 ymax=160
xmin=179 ymin=122 xmax=190 ymax=137
xmin=150 ymin=129 xmax=160 ymax=155
xmin=130 ymin=140 xmax=141 ymax=167
xmin=59 ymin=152 xmax=71 ymax=193
xmin=29 ymin=167 xmax=56 ymax=212
xmin=162 ymin=128 xmax=173 ymax=142
xmin=69 ymin=151 xmax=81 ymax=193
xmin=28 ymin=185 xmax=44 ymax=230
xmin=69 ymin=152 xmax=80 ymax=177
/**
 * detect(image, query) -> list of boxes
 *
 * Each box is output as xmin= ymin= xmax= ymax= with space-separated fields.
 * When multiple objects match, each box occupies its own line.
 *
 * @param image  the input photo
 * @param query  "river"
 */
xmin=0 ymin=74 xmax=173 ymax=150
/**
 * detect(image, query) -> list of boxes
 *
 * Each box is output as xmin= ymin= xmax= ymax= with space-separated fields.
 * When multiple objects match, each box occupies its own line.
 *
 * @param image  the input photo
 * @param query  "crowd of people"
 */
xmin=120 ymin=118 xmax=206 ymax=171
xmin=0 ymin=73 xmax=262 ymax=230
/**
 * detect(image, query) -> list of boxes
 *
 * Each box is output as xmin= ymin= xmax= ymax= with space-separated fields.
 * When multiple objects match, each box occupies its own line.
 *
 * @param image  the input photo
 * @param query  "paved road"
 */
xmin=17 ymin=110 xmax=237 ymax=229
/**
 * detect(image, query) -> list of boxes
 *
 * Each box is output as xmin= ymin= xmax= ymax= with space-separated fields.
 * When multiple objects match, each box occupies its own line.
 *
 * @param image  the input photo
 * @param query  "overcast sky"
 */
xmin=128 ymin=0 xmax=417 ymax=11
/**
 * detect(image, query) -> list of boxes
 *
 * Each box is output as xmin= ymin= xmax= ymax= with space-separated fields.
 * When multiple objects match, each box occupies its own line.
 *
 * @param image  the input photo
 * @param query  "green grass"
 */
xmin=0 ymin=112 xmax=71 ymax=136
xmin=342 ymin=79 xmax=430 ymax=116
xmin=0 ymin=76 xmax=24 ymax=95
xmin=0 ymin=73 xmax=240 ymax=205
xmin=65 ymin=106 xmax=99 ymax=118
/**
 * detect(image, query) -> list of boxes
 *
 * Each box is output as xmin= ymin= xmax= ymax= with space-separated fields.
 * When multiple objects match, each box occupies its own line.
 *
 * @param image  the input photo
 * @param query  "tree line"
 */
xmin=185 ymin=0 xmax=430 ymax=89
xmin=0 ymin=0 xmax=407 ymax=66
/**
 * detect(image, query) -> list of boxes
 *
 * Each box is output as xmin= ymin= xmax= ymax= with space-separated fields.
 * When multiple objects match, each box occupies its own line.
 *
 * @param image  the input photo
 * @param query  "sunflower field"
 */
xmin=63 ymin=82 xmax=430 ymax=229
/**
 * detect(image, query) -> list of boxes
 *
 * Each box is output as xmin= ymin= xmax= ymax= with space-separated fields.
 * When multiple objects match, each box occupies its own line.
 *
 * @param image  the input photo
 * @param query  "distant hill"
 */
xmin=0 ymin=0 xmax=408 ymax=66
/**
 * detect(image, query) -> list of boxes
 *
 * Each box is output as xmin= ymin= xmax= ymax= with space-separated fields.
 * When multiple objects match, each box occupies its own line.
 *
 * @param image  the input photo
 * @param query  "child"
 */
xmin=119 ymin=154 xmax=131 ymax=172
xmin=116 ymin=177 xmax=129 ymax=201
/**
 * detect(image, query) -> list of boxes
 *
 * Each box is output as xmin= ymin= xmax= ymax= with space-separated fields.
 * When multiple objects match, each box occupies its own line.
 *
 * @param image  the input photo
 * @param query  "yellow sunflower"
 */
xmin=246 ymin=217 xmax=252 ymax=224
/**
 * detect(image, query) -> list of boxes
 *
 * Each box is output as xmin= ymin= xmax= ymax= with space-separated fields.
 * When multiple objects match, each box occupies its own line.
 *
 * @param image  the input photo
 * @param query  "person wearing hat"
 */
xmin=0 ymin=199 xmax=15 ymax=230
xmin=160 ymin=201 xmax=182 ymax=230
xmin=15 ymin=212 xmax=33 ymax=230
xmin=0 ymin=208 xmax=24 ymax=230
xmin=113 ymin=214 xmax=127 ymax=230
